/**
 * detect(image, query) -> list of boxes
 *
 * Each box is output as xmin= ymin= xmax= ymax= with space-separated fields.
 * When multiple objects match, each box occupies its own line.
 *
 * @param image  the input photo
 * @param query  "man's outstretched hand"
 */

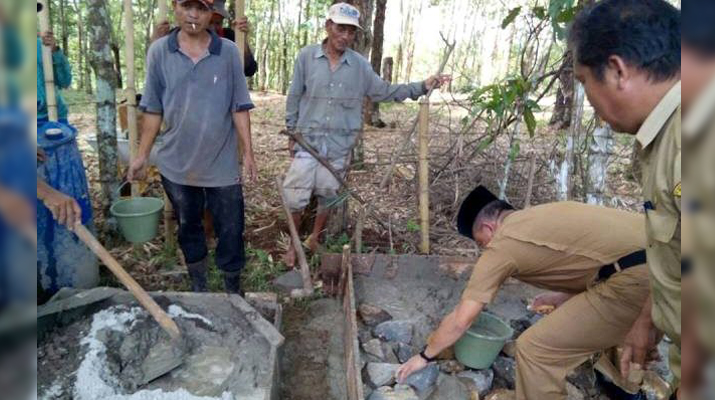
xmin=424 ymin=74 xmax=452 ymax=91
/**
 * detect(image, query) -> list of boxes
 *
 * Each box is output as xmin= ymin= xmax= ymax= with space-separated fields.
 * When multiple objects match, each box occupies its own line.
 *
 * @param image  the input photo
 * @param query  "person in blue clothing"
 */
xmin=37 ymin=28 xmax=72 ymax=124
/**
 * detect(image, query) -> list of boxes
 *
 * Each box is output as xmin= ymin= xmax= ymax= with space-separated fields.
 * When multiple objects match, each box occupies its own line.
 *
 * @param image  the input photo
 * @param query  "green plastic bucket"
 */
xmin=455 ymin=312 xmax=514 ymax=369
xmin=110 ymin=197 xmax=164 ymax=243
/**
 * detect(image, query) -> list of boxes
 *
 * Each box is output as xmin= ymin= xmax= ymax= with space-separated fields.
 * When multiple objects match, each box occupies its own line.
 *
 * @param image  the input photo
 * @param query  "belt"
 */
xmin=598 ymin=250 xmax=647 ymax=281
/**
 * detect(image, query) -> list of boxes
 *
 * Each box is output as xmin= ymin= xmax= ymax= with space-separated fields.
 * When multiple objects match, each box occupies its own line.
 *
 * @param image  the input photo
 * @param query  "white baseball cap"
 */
xmin=327 ymin=3 xmax=362 ymax=30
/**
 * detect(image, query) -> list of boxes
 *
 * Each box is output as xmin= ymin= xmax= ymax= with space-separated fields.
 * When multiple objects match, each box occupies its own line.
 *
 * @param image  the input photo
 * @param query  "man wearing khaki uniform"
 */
xmin=568 ymin=1 xmax=682 ymax=395
xmin=681 ymin=1 xmax=715 ymax=393
xmin=397 ymin=186 xmax=651 ymax=399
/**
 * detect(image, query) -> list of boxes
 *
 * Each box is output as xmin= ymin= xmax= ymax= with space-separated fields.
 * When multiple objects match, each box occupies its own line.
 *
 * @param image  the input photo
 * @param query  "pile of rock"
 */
xmin=358 ymin=302 xmax=517 ymax=400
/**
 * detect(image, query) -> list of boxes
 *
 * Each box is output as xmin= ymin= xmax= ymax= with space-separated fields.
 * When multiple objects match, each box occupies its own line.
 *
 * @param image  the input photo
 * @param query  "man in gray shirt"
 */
xmin=128 ymin=0 xmax=256 ymax=295
xmin=282 ymin=2 xmax=449 ymax=267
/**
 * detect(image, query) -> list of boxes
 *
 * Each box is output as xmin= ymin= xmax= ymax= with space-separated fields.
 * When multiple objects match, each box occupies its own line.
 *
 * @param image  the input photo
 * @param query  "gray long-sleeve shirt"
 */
xmin=286 ymin=43 xmax=427 ymax=161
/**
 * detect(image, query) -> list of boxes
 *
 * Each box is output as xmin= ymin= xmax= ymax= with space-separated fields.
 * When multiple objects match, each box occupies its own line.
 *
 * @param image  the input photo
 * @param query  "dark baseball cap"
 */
xmin=176 ymin=0 xmax=214 ymax=10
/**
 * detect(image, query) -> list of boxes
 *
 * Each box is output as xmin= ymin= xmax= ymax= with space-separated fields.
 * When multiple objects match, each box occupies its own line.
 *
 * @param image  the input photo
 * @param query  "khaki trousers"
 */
xmin=515 ymin=265 xmax=651 ymax=400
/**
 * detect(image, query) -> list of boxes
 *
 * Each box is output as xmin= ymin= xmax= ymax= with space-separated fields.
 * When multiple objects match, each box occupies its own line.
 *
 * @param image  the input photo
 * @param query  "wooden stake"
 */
xmin=354 ymin=208 xmax=364 ymax=254
xmin=38 ymin=0 xmax=59 ymax=122
xmin=235 ymin=0 xmax=246 ymax=55
xmin=123 ymin=0 xmax=139 ymax=197
xmin=418 ymin=99 xmax=430 ymax=254
xmin=276 ymin=177 xmax=313 ymax=293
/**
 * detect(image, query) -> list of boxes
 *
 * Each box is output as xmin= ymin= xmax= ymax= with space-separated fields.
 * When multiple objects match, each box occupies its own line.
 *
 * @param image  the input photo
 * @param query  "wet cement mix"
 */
xmin=38 ymin=298 xmax=275 ymax=400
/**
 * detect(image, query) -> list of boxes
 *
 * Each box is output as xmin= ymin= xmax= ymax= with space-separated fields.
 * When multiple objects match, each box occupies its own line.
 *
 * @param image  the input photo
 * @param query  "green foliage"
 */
xmin=324 ymin=233 xmax=351 ymax=254
xmin=501 ymin=7 xmax=521 ymax=29
xmin=243 ymin=248 xmax=287 ymax=292
xmin=499 ymin=0 xmax=580 ymax=40
xmin=405 ymin=220 xmax=420 ymax=233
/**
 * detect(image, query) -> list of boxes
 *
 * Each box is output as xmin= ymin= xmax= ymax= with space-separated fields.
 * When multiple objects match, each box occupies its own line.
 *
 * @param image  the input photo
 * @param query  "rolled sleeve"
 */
xmin=139 ymin=43 xmax=165 ymax=114
xmin=365 ymin=61 xmax=425 ymax=103
xmin=286 ymin=51 xmax=305 ymax=130
xmin=231 ymin=45 xmax=255 ymax=112
xmin=461 ymin=249 xmax=516 ymax=304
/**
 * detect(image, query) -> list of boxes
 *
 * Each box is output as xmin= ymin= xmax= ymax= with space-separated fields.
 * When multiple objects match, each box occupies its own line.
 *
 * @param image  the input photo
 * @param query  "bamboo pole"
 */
xmin=235 ymin=0 xmax=246 ymax=54
xmin=38 ymin=0 xmax=59 ymax=122
xmin=276 ymin=177 xmax=313 ymax=293
xmin=379 ymin=35 xmax=455 ymax=189
xmin=417 ymin=99 xmax=430 ymax=254
xmin=123 ymin=0 xmax=140 ymax=197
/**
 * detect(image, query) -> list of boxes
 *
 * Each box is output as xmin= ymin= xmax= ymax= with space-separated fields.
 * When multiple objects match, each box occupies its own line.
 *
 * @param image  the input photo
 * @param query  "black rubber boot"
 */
xmin=223 ymin=271 xmax=243 ymax=296
xmin=186 ymin=259 xmax=208 ymax=292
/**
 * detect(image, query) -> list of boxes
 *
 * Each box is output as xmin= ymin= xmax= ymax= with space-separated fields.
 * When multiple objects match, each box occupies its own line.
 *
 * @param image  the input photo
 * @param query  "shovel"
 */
xmin=74 ymin=224 xmax=187 ymax=384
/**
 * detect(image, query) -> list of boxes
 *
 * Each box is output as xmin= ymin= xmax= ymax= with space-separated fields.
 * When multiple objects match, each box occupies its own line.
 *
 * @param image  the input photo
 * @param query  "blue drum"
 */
xmin=37 ymin=121 xmax=98 ymax=295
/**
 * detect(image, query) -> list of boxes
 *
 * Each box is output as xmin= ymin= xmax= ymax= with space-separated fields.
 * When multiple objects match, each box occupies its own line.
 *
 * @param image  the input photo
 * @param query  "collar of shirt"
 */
xmin=167 ymin=27 xmax=222 ymax=55
xmin=636 ymin=81 xmax=681 ymax=149
xmin=314 ymin=41 xmax=353 ymax=67
xmin=683 ymin=76 xmax=715 ymax=139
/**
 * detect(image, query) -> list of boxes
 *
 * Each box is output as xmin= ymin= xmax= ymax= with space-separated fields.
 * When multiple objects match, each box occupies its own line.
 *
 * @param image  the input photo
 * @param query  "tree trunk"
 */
xmin=74 ymin=0 xmax=85 ymax=91
xmin=111 ymin=42 xmax=123 ymax=89
xmin=84 ymin=28 xmax=93 ymax=94
xmin=260 ymin=0 xmax=276 ymax=91
xmin=59 ymin=0 xmax=68 ymax=52
xmin=366 ymin=0 xmax=386 ymax=127
xmin=301 ymin=0 xmax=311 ymax=47
xmin=550 ymin=50 xmax=574 ymax=129
xmin=88 ymin=0 xmax=120 ymax=218
xmin=586 ymin=118 xmax=613 ymax=205
xmin=556 ymin=81 xmax=585 ymax=201
xmin=403 ymin=0 xmax=420 ymax=82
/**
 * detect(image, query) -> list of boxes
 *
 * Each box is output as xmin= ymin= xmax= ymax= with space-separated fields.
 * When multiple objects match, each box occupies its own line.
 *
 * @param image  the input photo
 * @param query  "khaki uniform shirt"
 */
xmin=462 ymin=202 xmax=646 ymax=304
xmin=683 ymin=77 xmax=715 ymax=353
xmin=635 ymin=82 xmax=682 ymax=346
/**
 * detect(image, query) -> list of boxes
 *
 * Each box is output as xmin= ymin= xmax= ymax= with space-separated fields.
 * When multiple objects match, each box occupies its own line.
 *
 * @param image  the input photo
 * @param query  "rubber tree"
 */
xmin=88 ymin=0 xmax=120 ymax=216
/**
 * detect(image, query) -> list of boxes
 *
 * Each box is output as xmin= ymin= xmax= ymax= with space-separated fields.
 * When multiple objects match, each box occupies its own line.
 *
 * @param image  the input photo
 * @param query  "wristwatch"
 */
xmin=419 ymin=346 xmax=437 ymax=363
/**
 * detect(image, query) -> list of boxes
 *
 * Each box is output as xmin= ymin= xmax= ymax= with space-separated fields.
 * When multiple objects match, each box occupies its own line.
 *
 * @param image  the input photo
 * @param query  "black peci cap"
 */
xmin=457 ymin=185 xmax=513 ymax=239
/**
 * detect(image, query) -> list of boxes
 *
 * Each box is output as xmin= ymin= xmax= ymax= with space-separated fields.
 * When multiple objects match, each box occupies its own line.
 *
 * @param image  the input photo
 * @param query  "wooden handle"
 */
xmin=74 ymin=225 xmax=181 ymax=339
xmin=276 ymin=177 xmax=313 ymax=292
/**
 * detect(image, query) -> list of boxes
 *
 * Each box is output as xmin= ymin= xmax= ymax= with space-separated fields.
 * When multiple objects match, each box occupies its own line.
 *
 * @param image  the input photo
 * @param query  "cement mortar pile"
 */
xmin=38 ymin=297 xmax=275 ymax=400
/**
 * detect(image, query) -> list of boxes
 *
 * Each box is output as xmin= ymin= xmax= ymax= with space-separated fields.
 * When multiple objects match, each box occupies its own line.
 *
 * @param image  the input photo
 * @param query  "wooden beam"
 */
xmin=38 ymin=0 xmax=59 ymax=122
xmin=418 ymin=99 xmax=430 ymax=254
xmin=123 ymin=0 xmax=139 ymax=197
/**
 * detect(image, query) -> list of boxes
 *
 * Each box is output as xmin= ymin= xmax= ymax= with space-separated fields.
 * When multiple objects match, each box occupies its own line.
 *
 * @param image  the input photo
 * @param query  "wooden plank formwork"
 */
xmin=340 ymin=245 xmax=364 ymax=400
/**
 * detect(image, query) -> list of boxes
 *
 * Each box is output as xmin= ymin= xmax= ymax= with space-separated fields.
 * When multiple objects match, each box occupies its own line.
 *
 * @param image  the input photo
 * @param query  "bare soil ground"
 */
xmin=68 ymin=89 xmax=642 ymax=293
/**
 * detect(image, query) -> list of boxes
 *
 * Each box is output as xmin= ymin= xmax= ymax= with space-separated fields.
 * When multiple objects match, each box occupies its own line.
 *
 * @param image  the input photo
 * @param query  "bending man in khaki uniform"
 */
xmin=568 ymin=1 xmax=682 ymax=396
xmin=397 ymin=185 xmax=651 ymax=399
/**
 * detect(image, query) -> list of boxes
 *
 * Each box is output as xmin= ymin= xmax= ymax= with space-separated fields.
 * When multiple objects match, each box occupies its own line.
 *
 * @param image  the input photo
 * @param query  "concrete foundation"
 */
xmin=37 ymin=289 xmax=283 ymax=400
